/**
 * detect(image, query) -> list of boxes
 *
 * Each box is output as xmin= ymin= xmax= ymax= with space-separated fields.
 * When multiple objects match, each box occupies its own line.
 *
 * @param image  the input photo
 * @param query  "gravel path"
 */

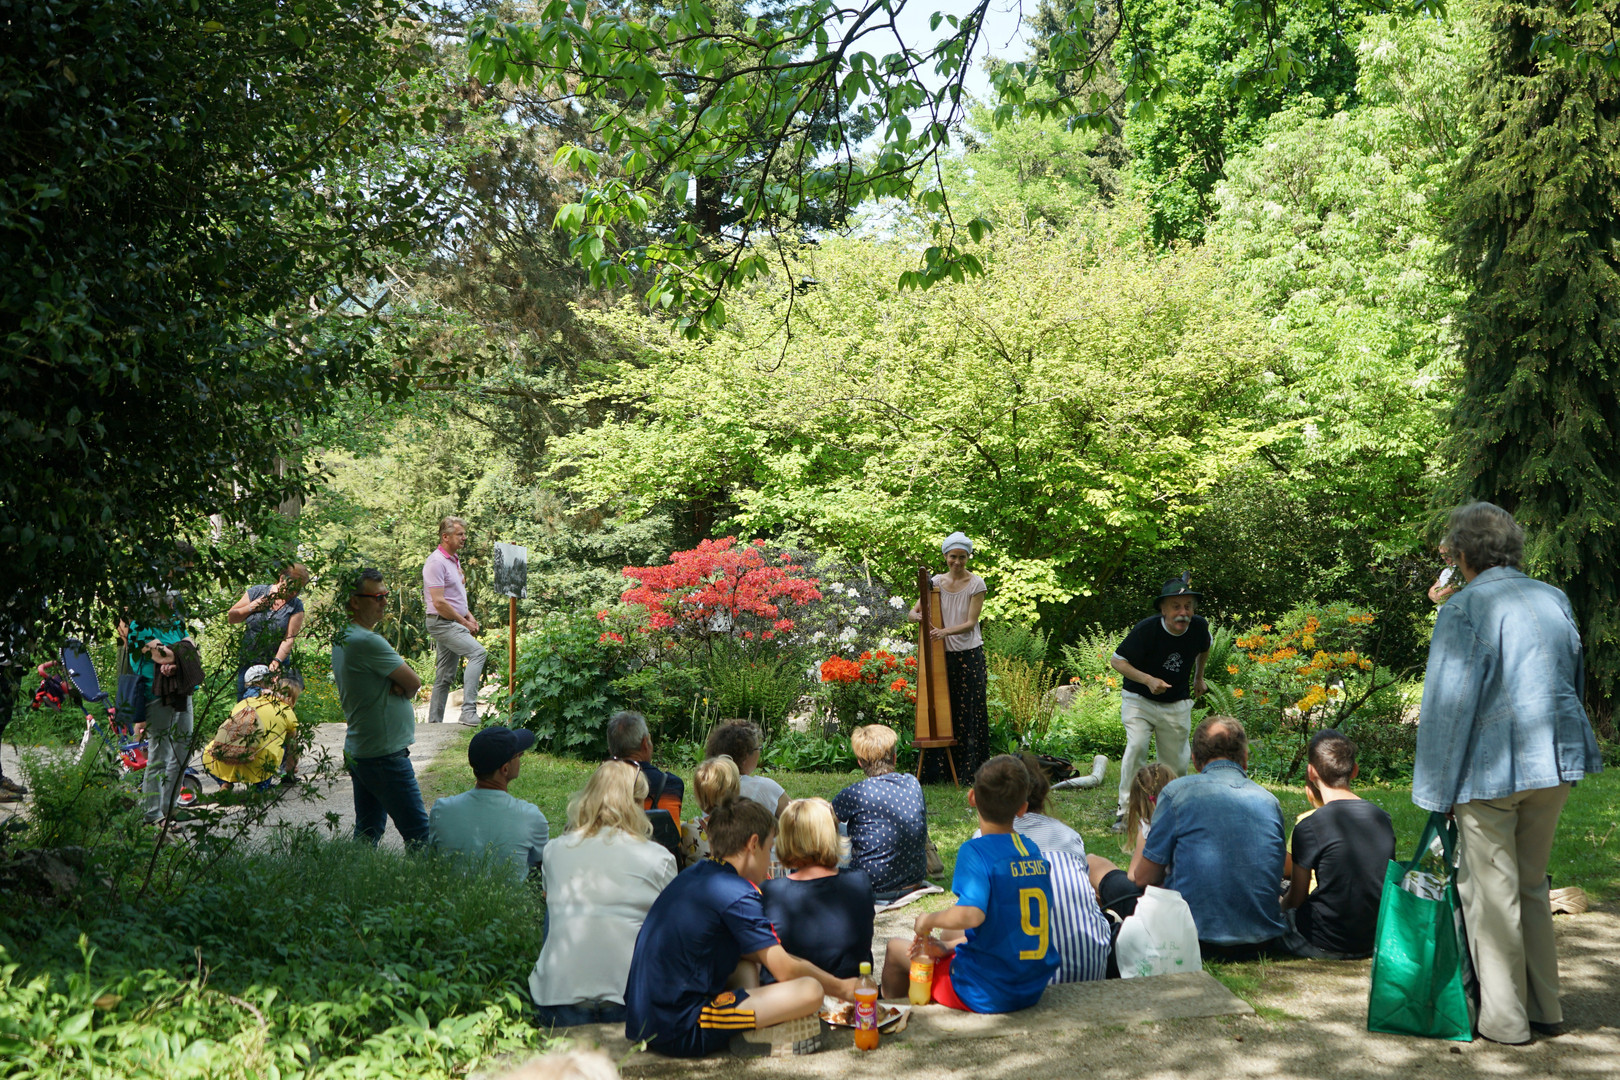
xmin=582 ymin=908 xmax=1620 ymax=1080
xmin=0 ymin=720 xmax=471 ymax=847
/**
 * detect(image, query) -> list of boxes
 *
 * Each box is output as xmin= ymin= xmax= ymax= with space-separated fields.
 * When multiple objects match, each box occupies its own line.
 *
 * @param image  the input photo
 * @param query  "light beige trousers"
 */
xmin=1453 ymin=782 xmax=1570 ymax=1044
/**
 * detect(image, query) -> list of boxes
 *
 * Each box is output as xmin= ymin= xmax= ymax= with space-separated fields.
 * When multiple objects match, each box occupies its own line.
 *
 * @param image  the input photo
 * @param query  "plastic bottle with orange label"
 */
xmin=909 ymin=952 xmax=934 ymax=1005
xmin=853 ymin=962 xmax=880 ymax=1050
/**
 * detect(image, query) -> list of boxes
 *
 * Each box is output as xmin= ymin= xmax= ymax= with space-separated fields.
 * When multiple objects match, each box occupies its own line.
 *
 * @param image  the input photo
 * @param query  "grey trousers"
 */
xmin=1455 ymin=782 xmax=1570 ymax=1044
xmin=142 ymin=695 xmax=193 ymax=823
xmin=426 ymin=614 xmax=486 ymax=724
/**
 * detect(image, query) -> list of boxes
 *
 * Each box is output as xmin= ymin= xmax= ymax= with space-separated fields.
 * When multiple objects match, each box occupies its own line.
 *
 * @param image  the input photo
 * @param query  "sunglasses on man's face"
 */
xmin=352 ymin=589 xmax=390 ymax=602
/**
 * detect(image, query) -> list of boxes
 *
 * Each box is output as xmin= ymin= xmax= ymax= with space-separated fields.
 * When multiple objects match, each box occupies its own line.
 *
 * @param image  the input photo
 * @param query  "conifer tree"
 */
xmin=1447 ymin=0 xmax=1620 ymax=727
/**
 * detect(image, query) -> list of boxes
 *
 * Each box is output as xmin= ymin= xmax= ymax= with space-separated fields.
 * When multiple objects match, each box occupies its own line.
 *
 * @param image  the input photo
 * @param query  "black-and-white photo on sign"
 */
xmin=493 ymin=542 xmax=528 ymax=599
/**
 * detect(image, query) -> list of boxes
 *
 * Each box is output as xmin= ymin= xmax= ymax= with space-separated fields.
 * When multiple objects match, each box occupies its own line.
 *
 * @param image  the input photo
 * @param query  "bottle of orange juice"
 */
xmin=909 ymin=952 xmax=934 ymax=1006
xmin=853 ymin=962 xmax=880 ymax=1051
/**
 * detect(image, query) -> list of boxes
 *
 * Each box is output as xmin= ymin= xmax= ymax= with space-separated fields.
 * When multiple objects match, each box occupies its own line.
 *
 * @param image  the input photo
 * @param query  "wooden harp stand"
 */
xmin=913 ymin=566 xmax=959 ymax=786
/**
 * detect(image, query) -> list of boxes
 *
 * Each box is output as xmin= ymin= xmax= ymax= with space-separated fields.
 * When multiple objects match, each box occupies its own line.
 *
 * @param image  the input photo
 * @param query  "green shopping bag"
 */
xmin=1366 ymin=811 xmax=1475 ymax=1041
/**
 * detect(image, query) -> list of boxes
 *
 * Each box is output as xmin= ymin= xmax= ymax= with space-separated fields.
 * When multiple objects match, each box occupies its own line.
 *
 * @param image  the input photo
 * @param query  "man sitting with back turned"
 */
xmin=1131 ymin=716 xmax=1286 ymax=960
xmin=608 ymin=710 xmax=684 ymax=818
xmin=1280 ymin=728 xmax=1395 ymax=959
xmin=429 ymin=725 xmax=550 ymax=883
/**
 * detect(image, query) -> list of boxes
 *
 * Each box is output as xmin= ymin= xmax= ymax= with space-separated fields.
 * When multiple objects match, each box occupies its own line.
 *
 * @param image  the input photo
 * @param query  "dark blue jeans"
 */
xmin=534 ymin=1002 xmax=627 ymax=1028
xmin=348 ymin=748 xmax=429 ymax=847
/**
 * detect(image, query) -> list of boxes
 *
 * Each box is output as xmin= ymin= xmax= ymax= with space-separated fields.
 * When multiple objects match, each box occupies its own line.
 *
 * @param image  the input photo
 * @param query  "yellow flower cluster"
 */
xmin=1296 ymin=685 xmax=1328 ymax=711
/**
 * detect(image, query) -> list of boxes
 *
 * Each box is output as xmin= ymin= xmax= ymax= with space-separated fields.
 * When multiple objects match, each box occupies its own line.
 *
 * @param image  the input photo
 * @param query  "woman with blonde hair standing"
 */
xmin=530 ymin=761 xmax=677 ymax=1027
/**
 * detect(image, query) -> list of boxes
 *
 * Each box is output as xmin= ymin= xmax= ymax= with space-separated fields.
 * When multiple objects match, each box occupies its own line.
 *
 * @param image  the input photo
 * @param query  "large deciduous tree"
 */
xmin=1 ymin=0 xmax=449 ymax=629
xmin=549 ymin=225 xmax=1285 ymax=625
xmin=469 ymin=0 xmax=1456 ymax=327
xmin=1446 ymin=0 xmax=1620 ymax=722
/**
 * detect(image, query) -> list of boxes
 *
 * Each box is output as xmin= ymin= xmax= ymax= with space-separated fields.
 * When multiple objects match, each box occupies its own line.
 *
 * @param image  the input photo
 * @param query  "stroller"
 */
xmin=66 ymin=639 xmax=203 ymax=809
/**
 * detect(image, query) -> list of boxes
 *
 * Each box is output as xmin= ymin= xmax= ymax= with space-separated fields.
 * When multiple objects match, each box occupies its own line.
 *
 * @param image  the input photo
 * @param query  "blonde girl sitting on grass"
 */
xmin=1086 ymin=762 xmax=1175 ymax=923
xmin=681 ymin=755 xmax=741 ymax=864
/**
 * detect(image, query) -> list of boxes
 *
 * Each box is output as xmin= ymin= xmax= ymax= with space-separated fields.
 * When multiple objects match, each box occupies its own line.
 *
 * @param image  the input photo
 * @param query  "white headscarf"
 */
xmin=942 ymin=532 xmax=973 ymax=556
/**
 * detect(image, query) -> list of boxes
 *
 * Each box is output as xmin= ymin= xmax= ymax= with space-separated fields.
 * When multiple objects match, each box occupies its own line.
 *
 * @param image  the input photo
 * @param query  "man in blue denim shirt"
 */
xmin=1415 ymin=502 xmax=1603 ymax=1045
xmin=1133 ymin=716 xmax=1286 ymax=959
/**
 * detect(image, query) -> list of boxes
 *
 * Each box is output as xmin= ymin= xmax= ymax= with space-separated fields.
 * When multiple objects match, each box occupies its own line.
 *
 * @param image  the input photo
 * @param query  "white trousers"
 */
xmin=1116 ymin=692 xmax=1193 ymax=812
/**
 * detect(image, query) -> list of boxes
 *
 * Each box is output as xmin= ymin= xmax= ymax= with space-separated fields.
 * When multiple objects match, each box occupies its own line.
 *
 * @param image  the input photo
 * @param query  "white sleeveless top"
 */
xmin=932 ymin=573 xmax=987 ymax=652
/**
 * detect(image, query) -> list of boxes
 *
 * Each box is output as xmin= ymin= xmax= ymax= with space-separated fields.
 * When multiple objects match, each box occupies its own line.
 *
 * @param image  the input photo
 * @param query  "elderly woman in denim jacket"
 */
xmin=1413 ymin=502 xmax=1604 ymax=1045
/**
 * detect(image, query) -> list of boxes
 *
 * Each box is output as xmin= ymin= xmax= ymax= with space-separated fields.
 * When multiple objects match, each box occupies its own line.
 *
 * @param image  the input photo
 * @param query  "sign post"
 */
xmin=493 ymin=543 xmax=529 ymax=714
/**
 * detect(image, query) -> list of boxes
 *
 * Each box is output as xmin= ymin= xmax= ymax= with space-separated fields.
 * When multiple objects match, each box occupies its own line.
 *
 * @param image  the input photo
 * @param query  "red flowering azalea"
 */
xmin=599 ymin=631 xmax=625 ymax=644
xmin=890 ymin=677 xmax=909 ymax=693
xmin=820 ymin=656 xmax=863 ymax=684
xmin=620 ymin=537 xmax=821 ymax=633
xmin=773 ymin=618 xmax=794 ymax=632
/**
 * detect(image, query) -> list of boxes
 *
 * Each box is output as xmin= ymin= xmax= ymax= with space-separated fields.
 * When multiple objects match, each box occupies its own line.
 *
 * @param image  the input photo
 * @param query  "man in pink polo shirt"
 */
xmin=423 ymin=515 xmax=487 ymax=726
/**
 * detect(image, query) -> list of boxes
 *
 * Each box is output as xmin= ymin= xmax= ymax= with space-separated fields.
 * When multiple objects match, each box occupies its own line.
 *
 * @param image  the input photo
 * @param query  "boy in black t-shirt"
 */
xmin=1280 ymin=729 xmax=1396 ymax=959
xmin=1107 ymin=576 xmax=1212 ymax=830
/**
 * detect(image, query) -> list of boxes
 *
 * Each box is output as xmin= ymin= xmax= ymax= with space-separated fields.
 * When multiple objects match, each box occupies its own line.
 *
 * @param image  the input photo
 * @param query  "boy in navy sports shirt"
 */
xmin=880 ymin=755 xmax=1060 ymax=1011
xmin=624 ymin=798 xmax=859 ymax=1057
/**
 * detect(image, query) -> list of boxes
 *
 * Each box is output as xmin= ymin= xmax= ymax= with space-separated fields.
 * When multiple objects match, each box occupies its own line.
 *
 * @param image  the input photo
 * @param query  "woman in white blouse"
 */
xmin=910 ymin=531 xmax=990 ymax=777
xmin=529 ymin=761 xmax=677 ymax=1027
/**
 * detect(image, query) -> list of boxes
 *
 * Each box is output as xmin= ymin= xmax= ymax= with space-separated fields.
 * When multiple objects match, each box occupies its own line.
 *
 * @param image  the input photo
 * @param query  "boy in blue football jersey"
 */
xmin=625 ymin=798 xmax=859 ymax=1057
xmin=880 ymin=755 xmax=1060 ymax=1011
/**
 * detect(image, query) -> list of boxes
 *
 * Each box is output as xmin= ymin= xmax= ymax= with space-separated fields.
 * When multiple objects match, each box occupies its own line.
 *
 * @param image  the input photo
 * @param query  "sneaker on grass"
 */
xmin=730 ymin=1015 xmax=824 ymax=1057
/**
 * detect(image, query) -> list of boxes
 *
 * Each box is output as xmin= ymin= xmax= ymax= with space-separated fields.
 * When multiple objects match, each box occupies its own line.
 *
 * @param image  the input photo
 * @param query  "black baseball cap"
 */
xmin=468 ymin=726 xmax=537 ymax=775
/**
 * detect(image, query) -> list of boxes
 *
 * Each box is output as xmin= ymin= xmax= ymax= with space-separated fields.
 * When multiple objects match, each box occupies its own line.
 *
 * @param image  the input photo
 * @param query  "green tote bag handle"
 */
xmin=1403 ymin=809 xmax=1458 ymax=875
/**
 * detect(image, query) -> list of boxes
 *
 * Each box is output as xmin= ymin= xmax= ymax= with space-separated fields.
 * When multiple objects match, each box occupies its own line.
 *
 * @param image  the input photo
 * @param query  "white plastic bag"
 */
xmin=1115 ymin=886 xmax=1202 ymax=978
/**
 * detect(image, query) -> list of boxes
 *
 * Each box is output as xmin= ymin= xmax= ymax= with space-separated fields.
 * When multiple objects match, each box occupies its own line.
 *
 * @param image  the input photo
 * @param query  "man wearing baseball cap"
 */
xmin=428 ymin=725 xmax=550 ymax=883
xmin=1107 ymin=575 xmax=1211 ymax=832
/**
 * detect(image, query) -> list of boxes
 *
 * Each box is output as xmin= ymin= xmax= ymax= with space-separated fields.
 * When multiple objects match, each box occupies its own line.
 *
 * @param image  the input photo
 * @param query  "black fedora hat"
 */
xmin=1155 ymin=573 xmax=1202 ymax=607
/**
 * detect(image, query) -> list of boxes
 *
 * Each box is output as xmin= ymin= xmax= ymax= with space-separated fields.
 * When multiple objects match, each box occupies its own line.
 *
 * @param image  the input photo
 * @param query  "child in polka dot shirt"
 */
xmin=832 ymin=724 xmax=929 ymax=899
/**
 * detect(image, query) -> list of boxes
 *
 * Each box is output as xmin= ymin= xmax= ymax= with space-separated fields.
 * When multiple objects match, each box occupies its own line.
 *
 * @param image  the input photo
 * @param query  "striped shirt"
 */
xmin=972 ymin=812 xmax=1090 ymax=862
xmin=1045 ymin=850 xmax=1111 ymax=983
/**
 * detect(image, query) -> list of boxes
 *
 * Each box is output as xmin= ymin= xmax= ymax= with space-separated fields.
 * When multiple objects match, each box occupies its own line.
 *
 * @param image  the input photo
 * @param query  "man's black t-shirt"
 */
xmin=1292 ymin=799 xmax=1397 ymax=956
xmin=1114 ymin=615 xmax=1212 ymax=702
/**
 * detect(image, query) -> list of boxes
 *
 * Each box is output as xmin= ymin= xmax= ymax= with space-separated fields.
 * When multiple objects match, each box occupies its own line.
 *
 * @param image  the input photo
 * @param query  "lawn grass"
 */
xmin=421 ymin=735 xmax=1620 ymax=904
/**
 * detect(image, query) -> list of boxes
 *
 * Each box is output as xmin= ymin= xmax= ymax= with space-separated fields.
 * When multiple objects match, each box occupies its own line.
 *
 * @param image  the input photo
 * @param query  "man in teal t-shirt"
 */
xmin=332 ymin=568 xmax=427 ymax=846
xmin=428 ymin=725 xmax=549 ymax=883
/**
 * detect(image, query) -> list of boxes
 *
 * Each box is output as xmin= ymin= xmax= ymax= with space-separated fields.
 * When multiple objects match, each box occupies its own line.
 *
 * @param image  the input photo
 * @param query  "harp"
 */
xmin=914 ymin=566 xmax=959 ymax=786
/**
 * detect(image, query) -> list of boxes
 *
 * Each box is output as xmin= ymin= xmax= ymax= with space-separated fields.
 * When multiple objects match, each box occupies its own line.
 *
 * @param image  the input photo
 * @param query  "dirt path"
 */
xmin=556 ymin=907 xmax=1620 ymax=1080
xmin=0 ymin=721 xmax=471 ymax=847
xmin=251 ymin=721 xmax=474 ymax=844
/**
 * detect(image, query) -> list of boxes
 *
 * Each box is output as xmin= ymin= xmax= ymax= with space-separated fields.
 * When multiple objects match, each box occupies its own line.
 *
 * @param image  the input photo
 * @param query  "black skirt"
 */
xmin=920 ymin=645 xmax=990 ymax=782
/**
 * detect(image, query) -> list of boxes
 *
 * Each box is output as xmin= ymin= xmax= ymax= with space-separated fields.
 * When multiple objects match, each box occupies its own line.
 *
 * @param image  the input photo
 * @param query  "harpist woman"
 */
xmin=910 ymin=532 xmax=990 ymax=778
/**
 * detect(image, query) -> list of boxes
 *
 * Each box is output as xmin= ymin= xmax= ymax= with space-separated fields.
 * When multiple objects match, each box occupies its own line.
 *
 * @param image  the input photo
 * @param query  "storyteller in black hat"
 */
xmin=1106 ymin=574 xmax=1211 ymax=832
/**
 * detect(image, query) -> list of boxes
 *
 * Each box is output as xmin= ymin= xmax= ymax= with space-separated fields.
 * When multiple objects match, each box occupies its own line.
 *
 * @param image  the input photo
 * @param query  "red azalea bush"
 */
xmin=620 ymin=537 xmax=821 ymax=653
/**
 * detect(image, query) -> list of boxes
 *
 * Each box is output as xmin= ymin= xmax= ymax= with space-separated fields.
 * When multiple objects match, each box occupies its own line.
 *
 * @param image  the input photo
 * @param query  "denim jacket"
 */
xmin=1142 ymin=759 xmax=1287 ymax=945
xmin=1413 ymin=567 xmax=1603 ymax=812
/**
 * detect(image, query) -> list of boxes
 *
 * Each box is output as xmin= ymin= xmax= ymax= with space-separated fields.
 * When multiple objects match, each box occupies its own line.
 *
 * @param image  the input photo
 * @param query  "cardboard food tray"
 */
xmin=820 ymin=998 xmax=910 ymax=1031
